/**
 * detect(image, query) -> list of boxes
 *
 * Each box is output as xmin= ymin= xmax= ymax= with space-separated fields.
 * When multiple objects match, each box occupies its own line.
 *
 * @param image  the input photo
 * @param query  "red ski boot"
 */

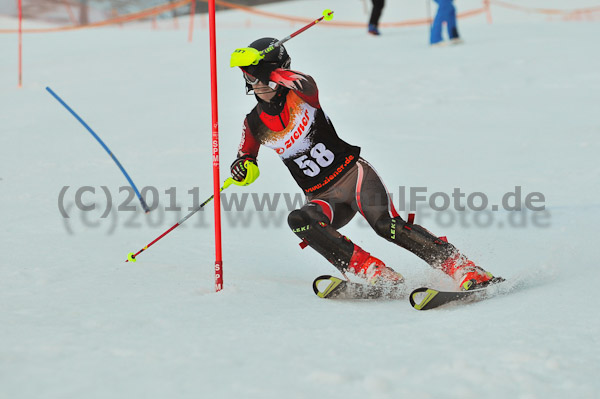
xmin=440 ymin=254 xmax=502 ymax=291
xmin=347 ymin=245 xmax=404 ymax=285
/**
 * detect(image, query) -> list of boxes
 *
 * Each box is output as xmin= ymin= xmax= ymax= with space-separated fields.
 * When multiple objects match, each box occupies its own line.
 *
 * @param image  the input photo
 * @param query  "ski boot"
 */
xmin=440 ymin=254 xmax=504 ymax=291
xmin=368 ymin=24 xmax=381 ymax=36
xmin=347 ymin=245 xmax=403 ymax=285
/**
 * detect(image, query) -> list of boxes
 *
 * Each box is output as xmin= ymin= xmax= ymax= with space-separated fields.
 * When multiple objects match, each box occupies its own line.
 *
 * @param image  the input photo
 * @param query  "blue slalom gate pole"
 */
xmin=47 ymin=86 xmax=150 ymax=213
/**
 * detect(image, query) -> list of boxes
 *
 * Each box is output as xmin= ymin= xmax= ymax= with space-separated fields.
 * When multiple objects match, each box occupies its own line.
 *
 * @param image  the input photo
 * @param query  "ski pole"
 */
xmin=262 ymin=9 xmax=334 ymax=57
xmin=46 ymin=87 xmax=151 ymax=213
xmin=126 ymin=178 xmax=235 ymax=262
xmin=230 ymin=9 xmax=334 ymax=68
xmin=426 ymin=0 xmax=433 ymax=33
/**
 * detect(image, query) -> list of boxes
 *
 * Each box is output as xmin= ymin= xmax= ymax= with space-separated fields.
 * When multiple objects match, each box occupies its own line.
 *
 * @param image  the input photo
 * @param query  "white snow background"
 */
xmin=1 ymin=0 xmax=599 ymax=398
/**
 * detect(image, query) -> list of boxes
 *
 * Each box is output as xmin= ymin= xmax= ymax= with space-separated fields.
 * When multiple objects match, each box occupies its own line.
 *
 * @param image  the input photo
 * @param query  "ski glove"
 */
xmin=230 ymin=155 xmax=260 ymax=186
xmin=242 ymin=62 xmax=278 ymax=85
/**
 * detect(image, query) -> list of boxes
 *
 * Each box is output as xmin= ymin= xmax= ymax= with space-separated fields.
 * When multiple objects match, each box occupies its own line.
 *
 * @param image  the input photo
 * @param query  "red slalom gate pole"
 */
xmin=18 ymin=0 xmax=22 ymax=88
xmin=484 ymin=0 xmax=493 ymax=24
xmin=208 ymin=0 xmax=223 ymax=292
xmin=188 ymin=0 xmax=196 ymax=42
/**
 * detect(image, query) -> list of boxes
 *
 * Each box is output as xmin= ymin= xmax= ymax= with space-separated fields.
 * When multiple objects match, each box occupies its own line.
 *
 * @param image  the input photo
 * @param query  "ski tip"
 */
xmin=312 ymin=275 xmax=344 ymax=298
xmin=409 ymin=287 xmax=439 ymax=310
xmin=313 ymin=275 xmax=331 ymax=295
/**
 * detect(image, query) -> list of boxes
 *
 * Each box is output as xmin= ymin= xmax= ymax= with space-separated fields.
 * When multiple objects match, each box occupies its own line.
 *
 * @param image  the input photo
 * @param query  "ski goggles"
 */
xmin=243 ymin=71 xmax=277 ymax=89
xmin=243 ymin=75 xmax=278 ymax=95
xmin=243 ymin=71 xmax=259 ymax=86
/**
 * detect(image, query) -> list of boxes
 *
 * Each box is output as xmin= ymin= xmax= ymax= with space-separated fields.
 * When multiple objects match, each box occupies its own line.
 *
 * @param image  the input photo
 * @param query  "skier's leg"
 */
xmin=368 ymin=0 xmax=385 ymax=35
xmin=287 ymin=200 xmax=356 ymax=273
xmin=355 ymin=159 xmax=499 ymax=290
xmin=369 ymin=0 xmax=385 ymax=26
xmin=288 ymin=200 xmax=403 ymax=284
xmin=354 ymin=159 xmax=455 ymax=265
xmin=288 ymin=167 xmax=402 ymax=285
xmin=430 ymin=0 xmax=444 ymax=45
xmin=446 ymin=1 xmax=460 ymax=40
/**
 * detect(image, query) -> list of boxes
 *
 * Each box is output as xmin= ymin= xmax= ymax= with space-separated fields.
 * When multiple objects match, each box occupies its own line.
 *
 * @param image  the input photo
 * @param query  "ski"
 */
xmin=314 ymin=275 xmax=507 ymax=308
xmin=409 ymin=280 xmax=506 ymax=310
xmin=312 ymin=275 xmax=406 ymax=300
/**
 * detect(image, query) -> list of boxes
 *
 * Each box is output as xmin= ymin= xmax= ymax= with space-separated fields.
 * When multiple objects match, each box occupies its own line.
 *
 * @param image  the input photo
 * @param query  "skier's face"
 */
xmin=252 ymin=81 xmax=278 ymax=102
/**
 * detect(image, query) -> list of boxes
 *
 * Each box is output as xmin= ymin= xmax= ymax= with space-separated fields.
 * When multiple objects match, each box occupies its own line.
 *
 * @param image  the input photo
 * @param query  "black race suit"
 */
xmin=237 ymin=69 xmax=457 ymax=273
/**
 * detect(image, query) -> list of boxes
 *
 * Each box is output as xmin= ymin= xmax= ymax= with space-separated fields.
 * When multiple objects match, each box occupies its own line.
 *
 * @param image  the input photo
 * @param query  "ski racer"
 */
xmin=228 ymin=37 xmax=502 ymax=290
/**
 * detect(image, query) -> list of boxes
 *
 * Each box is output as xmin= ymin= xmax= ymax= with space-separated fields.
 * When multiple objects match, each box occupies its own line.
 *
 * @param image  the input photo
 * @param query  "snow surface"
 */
xmin=1 ymin=1 xmax=599 ymax=398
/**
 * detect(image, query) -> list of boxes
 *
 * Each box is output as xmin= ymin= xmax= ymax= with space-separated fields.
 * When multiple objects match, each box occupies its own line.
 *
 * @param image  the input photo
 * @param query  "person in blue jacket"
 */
xmin=430 ymin=0 xmax=462 ymax=46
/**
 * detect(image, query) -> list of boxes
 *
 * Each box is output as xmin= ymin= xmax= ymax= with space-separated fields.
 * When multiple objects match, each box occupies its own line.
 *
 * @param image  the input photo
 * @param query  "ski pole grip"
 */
xmin=222 ymin=178 xmax=235 ymax=190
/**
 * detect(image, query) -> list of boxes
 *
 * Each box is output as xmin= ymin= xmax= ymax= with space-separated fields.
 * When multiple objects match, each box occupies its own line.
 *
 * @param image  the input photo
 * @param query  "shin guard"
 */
xmin=375 ymin=217 xmax=457 ymax=267
xmin=288 ymin=206 xmax=356 ymax=272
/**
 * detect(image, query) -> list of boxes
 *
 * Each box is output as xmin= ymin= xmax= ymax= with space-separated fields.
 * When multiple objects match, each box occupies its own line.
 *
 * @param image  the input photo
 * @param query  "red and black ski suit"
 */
xmin=236 ymin=69 xmax=458 ymax=273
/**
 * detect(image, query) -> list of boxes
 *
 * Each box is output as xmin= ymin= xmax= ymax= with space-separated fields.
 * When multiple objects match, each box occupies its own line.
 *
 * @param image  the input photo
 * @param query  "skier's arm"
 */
xmin=269 ymin=69 xmax=320 ymax=108
xmin=231 ymin=118 xmax=260 ymax=185
xmin=236 ymin=118 xmax=260 ymax=159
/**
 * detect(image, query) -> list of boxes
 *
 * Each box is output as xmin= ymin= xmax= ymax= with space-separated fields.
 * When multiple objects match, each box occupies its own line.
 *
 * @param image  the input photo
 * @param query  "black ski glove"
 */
xmin=231 ymin=155 xmax=258 ymax=182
